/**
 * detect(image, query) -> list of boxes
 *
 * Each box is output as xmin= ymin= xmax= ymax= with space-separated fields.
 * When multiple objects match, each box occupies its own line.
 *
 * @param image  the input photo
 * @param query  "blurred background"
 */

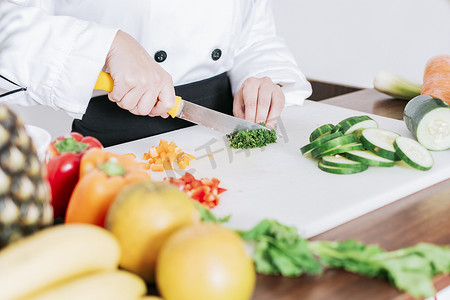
xmin=9 ymin=0 xmax=450 ymax=138
xmin=273 ymin=0 xmax=450 ymax=99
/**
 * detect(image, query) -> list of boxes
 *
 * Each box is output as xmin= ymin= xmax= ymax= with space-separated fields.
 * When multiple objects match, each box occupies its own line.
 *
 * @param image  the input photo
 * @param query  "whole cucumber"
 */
xmin=403 ymin=95 xmax=450 ymax=151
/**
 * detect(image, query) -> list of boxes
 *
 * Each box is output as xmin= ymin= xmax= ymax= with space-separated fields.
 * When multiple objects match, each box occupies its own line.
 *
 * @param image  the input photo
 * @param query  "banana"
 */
xmin=23 ymin=270 xmax=147 ymax=300
xmin=0 ymin=224 xmax=121 ymax=300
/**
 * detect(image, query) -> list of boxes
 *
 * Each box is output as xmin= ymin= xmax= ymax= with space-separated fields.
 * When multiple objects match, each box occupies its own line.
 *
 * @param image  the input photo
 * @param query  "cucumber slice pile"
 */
xmin=320 ymin=155 xmax=368 ymax=174
xmin=309 ymin=124 xmax=334 ymax=142
xmin=300 ymin=132 xmax=343 ymax=155
xmin=301 ymin=115 xmax=434 ymax=174
xmin=345 ymin=150 xmax=395 ymax=167
xmin=321 ymin=154 xmax=364 ymax=168
xmin=336 ymin=115 xmax=378 ymax=135
xmin=317 ymin=142 xmax=363 ymax=158
xmin=318 ymin=161 xmax=368 ymax=174
xmin=310 ymin=135 xmax=358 ymax=158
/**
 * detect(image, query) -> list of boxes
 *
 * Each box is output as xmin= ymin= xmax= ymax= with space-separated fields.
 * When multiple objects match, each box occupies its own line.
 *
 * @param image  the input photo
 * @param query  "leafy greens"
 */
xmin=196 ymin=207 xmax=450 ymax=298
xmin=238 ymin=219 xmax=450 ymax=298
xmin=308 ymin=239 xmax=450 ymax=298
xmin=237 ymin=219 xmax=321 ymax=276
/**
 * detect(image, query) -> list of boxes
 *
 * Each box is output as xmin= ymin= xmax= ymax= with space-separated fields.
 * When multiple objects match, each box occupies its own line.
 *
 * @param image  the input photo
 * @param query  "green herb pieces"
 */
xmin=194 ymin=202 xmax=230 ymax=224
xmin=308 ymin=239 xmax=450 ymax=298
xmin=237 ymin=219 xmax=322 ymax=276
xmin=226 ymin=124 xmax=277 ymax=149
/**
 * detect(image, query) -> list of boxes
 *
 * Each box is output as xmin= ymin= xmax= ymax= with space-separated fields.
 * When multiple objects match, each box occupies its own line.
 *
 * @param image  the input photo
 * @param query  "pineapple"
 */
xmin=0 ymin=105 xmax=53 ymax=248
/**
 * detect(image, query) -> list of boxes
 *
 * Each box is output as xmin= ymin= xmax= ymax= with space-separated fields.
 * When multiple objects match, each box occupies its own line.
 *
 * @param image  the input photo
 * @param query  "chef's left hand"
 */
xmin=233 ymin=77 xmax=285 ymax=128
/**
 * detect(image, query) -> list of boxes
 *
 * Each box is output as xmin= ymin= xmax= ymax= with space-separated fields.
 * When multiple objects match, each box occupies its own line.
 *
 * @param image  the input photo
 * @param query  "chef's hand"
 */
xmin=105 ymin=30 xmax=175 ymax=117
xmin=233 ymin=77 xmax=285 ymax=128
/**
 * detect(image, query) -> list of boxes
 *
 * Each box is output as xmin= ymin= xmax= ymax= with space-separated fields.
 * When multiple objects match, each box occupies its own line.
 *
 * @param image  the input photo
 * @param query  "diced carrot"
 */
xmin=182 ymin=156 xmax=190 ymax=165
xmin=159 ymin=139 xmax=168 ymax=149
xmin=167 ymin=152 xmax=176 ymax=162
xmin=160 ymin=151 xmax=167 ymax=159
xmin=149 ymin=147 xmax=158 ymax=158
xmin=178 ymin=161 xmax=187 ymax=169
xmin=140 ymin=163 xmax=151 ymax=170
xmin=174 ymin=147 xmax=183 ymax=155
xmin=122 ymin=153 xmax=136 ymax=159
xmin=151 ymin=164 xmax=164 ymax=172
xmin=184 ymin=153 xmax=196 ymax=160
xmin=143 ymin=140 xmax=195 ymax=171
xmin=163 ymin=158 xmax=173 ymax=170
xmin=421 ymin=54 xmax=450 ymax=104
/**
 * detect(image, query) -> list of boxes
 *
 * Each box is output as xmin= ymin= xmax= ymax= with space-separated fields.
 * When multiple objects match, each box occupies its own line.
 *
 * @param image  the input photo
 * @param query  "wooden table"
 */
xmin=252 ymin=89 xmax=450 ymax=300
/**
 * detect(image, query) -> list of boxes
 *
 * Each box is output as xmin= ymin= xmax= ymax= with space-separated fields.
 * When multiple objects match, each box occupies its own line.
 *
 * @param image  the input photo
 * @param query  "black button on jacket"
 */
xmin=154 ymin=50 xmax=167 ymax=62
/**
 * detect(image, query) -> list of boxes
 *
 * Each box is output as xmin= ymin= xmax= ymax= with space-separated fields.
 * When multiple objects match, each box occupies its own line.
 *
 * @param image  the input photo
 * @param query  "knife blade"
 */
xmin=169 ymin=97 xmax=268 ymax=134
xmin=95 ymin=72 xmax=269 ymax=135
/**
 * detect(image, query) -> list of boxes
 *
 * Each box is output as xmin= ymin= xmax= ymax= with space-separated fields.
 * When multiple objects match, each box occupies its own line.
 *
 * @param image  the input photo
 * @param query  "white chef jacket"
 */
xmin=0 ymin=0 xmax=312 ymax=119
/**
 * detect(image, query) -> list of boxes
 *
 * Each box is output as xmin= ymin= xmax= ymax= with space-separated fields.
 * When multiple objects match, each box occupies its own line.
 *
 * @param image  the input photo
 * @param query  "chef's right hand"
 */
xmin=105 ymin=30 xmax=175 ymax=118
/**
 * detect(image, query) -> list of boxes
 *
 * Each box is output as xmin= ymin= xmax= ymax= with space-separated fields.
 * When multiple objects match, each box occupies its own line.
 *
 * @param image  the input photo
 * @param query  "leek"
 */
xmin=373 ymin=71 xmax=422 ymax=100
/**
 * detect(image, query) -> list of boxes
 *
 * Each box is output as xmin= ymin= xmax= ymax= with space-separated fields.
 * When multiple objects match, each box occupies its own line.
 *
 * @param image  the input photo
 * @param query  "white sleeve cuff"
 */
xmin=49 ymin=22 xmax=118 ymax=115
xmin=0 ymin=3 xmax=117 ymax=117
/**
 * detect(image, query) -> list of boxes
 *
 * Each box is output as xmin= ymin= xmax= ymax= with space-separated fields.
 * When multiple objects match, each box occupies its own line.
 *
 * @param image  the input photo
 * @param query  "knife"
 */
xmin=95 ymin=72 xmax=269 ymax=135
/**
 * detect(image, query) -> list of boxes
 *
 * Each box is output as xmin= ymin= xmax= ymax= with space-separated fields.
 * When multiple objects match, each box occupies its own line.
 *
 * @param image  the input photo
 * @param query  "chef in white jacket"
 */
xmin=0 ymin=0 xmax=311 ymax=146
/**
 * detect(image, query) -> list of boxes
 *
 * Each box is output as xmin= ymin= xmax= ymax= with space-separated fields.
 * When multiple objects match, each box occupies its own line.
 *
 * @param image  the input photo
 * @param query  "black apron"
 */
xmin=72 ymin=72 xmax=233 ymax=147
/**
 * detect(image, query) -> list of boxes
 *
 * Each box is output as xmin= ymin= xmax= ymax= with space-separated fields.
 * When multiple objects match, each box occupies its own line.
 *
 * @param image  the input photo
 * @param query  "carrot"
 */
xmin=143 ymin=139 xmax=195 ymax=171
xmin=421 ymin=54 xmax=450 ymax=104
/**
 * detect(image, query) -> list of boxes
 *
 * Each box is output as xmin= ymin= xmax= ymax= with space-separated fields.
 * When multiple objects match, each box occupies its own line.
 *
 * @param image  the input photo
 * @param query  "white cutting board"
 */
xmin=108 ymin=100 xmax=450 ymax=238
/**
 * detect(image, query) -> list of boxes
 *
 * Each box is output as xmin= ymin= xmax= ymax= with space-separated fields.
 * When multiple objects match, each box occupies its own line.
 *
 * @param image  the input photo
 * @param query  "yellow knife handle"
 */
xmin=94 ymin=71 xmax=181 ymax=118
xmin=94 ymin=71 xmax=114 ymax=92
xmin=168 ymin=96 xmax=181 ymax=118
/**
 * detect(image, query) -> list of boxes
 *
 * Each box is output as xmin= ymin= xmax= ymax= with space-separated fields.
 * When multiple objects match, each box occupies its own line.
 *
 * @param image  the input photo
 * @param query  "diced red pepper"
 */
xmin=163 ymin=172 xmax=226 ymax=209
xmin=46 ymin=132 xmax=103 ymax=219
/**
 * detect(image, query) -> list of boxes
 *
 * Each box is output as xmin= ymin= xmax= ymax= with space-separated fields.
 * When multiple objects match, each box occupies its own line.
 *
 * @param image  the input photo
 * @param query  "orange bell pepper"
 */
xmin=65 ymin=148 xmax=151 ymax=227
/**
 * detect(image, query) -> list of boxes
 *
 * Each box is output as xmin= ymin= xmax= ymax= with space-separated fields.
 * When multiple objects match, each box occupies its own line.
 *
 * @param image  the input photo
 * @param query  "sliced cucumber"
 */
xmin=309 ymin=124 xmax=334 ymax=142
xmin=345 ymin=150 xmax=395 ymax=167
xmin=331 ymin=123 xmax=342 ymax=134
xmin=300 ymin=132 xmax=344 ymax=155
xmin=360 ymin=128 xmax=400 ymax=161
xmin=403 ymin=95 xmax=450 ymax=151
xmin=336 ymin=115 xmax=378 ymax=135
xmin=321 ymin=154 xmax=366 ymax=168
xmin=317 ymin=142 xmax=364 ymax=158
xmin=318 ymin=161 xmax=368 ymax=174
xmin=303 ymin=114 xmax=437 ymax=175
xmin=310 ymin=135 xmax=357 ymax=158
xmin=394 ymin=136 xmax=433 ymax=171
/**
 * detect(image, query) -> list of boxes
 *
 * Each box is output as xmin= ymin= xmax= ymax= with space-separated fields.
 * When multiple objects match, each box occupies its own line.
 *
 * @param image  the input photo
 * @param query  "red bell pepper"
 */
xmin=163 ymin=172 xmax=226 ymax=209
xmin=46 ymin=132 xmax=103 ymax=219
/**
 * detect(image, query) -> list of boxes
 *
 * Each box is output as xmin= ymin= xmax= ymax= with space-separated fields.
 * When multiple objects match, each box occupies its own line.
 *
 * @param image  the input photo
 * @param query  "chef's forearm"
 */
xmin=0 ymin=1 xmax=117 ymax=117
